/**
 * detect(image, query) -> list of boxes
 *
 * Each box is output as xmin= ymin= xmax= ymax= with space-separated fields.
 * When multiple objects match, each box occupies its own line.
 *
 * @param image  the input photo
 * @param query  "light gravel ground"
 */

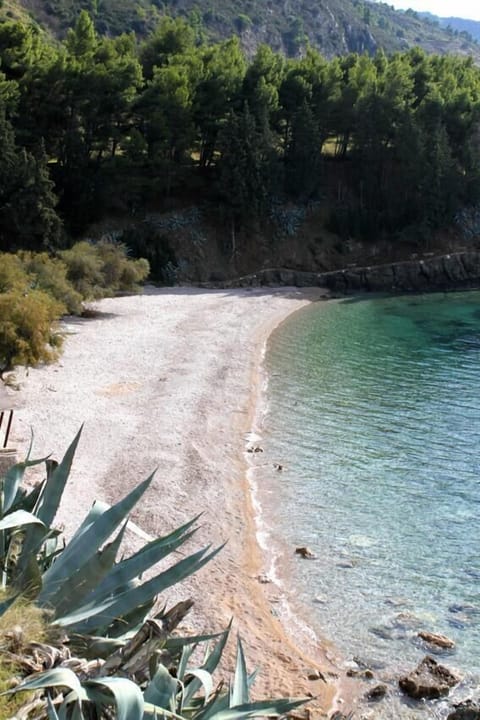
xmin=10 ymin=285 xmax=347 ymax=710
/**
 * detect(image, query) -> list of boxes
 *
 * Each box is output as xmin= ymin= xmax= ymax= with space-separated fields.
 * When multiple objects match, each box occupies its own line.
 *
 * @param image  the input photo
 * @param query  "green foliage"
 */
xmin=17 ymin=251 xmax=84 ymax=314
xmin=60 ymin=241 xmax=149 ymax=299
xmin=0 ymin=9 xmax=480 ymax=249
xmin=0 ymin=289 xmax=64 ymax=374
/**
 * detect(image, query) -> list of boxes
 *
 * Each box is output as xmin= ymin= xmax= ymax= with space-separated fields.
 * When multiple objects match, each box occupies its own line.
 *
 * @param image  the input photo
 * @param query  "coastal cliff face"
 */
xmin=217 ymin=251 xmax=480 ymax=294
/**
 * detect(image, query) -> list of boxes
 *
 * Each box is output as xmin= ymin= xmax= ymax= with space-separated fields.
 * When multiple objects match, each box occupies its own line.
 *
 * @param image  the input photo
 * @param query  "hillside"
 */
xmin=420 ymin=11 xmax=480 ymax=43
xmin=3 ymin=0 xmax=480 ymax=60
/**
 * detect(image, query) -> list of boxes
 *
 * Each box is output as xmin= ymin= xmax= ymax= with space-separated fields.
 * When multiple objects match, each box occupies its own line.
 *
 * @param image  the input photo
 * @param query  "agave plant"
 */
xmin=0 ymin=430 xmax=309 ymax=720
xmin=10 ymin=629 xmax=307 ymax=720
xmin=0 ymin=427 xmax=221 ymax=640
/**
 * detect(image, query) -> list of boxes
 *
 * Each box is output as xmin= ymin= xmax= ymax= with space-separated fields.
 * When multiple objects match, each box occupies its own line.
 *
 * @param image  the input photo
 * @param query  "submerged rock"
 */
xmin=365 ymin=684 xmax=387 ymax=701
xmin=418 ymin=631 xmax=456 ymax=649
xmin=447 ymin=699 xmax=480 ymax=719
xmin=399 ymin=656 xmax=460 ymax=699
xmin=295 ymin=546 xmax=316 ymax=559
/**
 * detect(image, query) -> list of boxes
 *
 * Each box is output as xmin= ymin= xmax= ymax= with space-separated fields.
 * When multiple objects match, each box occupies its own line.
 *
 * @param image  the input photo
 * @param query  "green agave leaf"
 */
xmin=106 ymin=597 xmax=155 ymax=638
xmin=0 ymin=509 xmax=46 ymax=530
xmin=56 ymin=543 xmax=223 ymax=634
xmin=74 ymin=499 xmax=111 ymax=538
xmin=51 ymin=521 xmax=128 ymax=618
xmin=0 ymin=592 xmax=19 ymax=616
xmin=178 ymin=642 xmax=196 ymax=683
xmin=182 ymin=621 xmax=231 ymax=707
xmin=3 ymin=455 xmax=49 ymax=514
xmin=185 ymin=669 xmax=213 ymax=705
xmin=143 ymin=701 xmax=185 ymax=720
xmin=46 ymin=695 xmax=60 ymax=720
xmin=144 ymin=664 xmax=178 ymax=710
xmin=87 ymin=515 xmax=200 ymax=605
xmin=11 ymin=478 xmax=46 ymax=514
xmin=166 ymin=629 xmax=226 ymax=653
xmin=85 ymin=676 xmax=144 ymax=720
xmin=11 ymin=667 xmax=88 ymax=702
xmin=190 ymin=686 xmax=230 ymax=720
xmin=230 ymin=637 xmax=249 ymax=706
xmin=199 ymin=697 xmax=308 ymax=720
xmin=35 ymin=426 xmax=83 ymax=527
xmin=39 ymin=473 xmax=155 ymax=605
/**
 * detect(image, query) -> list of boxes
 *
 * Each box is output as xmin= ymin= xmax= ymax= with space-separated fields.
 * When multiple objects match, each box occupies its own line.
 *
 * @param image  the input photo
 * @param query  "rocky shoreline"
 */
xmin=209 ymin=250 xmax=480 ymax=294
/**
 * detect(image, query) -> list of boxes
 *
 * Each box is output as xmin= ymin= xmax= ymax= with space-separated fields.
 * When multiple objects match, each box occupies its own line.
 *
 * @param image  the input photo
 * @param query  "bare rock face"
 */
xmin=447 ymin=700 xmax=480 ymax=720
xmin=399 ymin=656 xmax=460 ymax=700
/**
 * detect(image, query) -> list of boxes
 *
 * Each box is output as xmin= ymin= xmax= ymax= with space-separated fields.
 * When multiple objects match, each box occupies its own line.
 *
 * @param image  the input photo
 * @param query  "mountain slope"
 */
xmin=420 ymin=11 xmax=480 ymax=43
xmin=3 ymin=0 xmax=480 ymax=61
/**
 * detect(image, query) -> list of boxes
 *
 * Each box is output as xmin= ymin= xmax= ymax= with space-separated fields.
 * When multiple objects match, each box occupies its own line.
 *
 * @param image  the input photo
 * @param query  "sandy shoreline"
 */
xmin=10 ymin=285 xmax=353 ymax=715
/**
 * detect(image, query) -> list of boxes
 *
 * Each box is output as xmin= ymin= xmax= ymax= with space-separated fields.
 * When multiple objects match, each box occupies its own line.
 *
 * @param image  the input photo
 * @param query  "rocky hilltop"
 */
xmin=4 ymin=0 xmax=480 ymax=61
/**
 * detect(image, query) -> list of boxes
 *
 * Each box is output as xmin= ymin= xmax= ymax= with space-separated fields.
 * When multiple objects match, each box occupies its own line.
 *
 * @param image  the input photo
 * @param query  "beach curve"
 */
xmin=11 ymin=285 xmax=350 ymax=714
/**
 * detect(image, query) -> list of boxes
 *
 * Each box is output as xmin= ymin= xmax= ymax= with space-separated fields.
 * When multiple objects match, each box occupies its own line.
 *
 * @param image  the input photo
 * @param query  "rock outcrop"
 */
xmin=447 ymin=700 xmax=480 ymax=720
xmin=399 ymin=656 xmax=459 ymax=700
xmin=216 ymin=250 xmax=480 ymax=294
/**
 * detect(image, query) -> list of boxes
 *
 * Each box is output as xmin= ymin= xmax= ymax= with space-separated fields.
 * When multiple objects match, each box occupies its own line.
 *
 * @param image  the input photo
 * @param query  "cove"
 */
xmin=258 ymin=291 xmax=480 ymax=715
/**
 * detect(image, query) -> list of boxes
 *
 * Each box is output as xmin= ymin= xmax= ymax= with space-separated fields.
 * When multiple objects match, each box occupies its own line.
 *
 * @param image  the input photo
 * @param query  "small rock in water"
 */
xmin=273 ymin=463 xmax=284 ymax=471
xmin=246 ymin=445 xmax=264 ymax=453
xmin=365 ymin=684 xmax=388 ymax=702
xmin=393 ymin=611 xmax=424 ymax=630
xmin=399 ymin=655 xmax=460 ymax=700
xmin=295 ymin=546 xmax=316 ymax=559
xmin=447 ymin=699 xmax=480 ymax=719
xmin=336 ymin=560 xmax=355 ymax=569
xmin=418 ymin=631 xmax=456 ymax=649
xmin=449 ymin=604 xmax=479 ymax=616
xmin=384 ymin=596 xmax=413 ymax=608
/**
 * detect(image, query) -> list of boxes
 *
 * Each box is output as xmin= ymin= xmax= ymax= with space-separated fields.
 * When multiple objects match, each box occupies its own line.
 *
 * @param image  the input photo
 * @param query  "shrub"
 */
xmin=60 ymin=241 xmax=150 ymax=299
xmin=95 ymin=241 xmax=150 ymax=292
xmin=59 ymin=241 xmax=106 ymax=299
xmin=17 ymin=251 xmax=84 ymax=315
xmin=0 ymin=289 xmax=64 ymax=375
xmin=0 ymin=253 xmax=30 ymax=293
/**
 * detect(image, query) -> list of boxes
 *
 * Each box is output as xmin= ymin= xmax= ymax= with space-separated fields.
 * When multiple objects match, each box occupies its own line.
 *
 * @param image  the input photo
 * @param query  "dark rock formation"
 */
xmin=399 ymin=656 xmax=460 ymax=700
xmin=295 ymin=546 xmax=316 ymax=559
xmin=217 ymin=251 xmax=480 ymax=294
xmin=447 ymin=700 xmax=480 ymax=719
xmin=365 ymin=684 xmax=388 ymax=701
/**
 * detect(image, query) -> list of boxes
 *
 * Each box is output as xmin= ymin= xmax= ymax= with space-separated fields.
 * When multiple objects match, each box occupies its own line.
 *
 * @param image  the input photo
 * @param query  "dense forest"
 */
xmin=2 ymin=12 xmax=480 ymax=276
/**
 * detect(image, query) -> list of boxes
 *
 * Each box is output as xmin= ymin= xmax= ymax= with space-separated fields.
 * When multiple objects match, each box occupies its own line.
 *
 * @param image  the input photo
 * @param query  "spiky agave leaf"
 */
xmin=38 ymin=472 xmax=155 ymax=607
xmin=54 ymin=543 xmax=223 ymax=635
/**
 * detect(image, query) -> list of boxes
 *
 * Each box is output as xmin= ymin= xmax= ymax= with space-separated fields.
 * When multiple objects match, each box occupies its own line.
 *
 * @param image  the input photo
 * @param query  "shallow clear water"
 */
xmin=258 ymin=291 xmax=480 ymax=715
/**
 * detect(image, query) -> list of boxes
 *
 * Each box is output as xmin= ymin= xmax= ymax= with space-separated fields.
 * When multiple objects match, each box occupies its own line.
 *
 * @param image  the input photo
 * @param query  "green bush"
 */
xmin=0 ymin=289 xmax=64 ymax=375
xmin=60 ymin=241 xmax=150 ymax=299
xmin=59 ymin=241 xmax=106 ymax=299
xmin=0 ymin=253 xmax=30 ymax=293
xmin=17 ymin=251 xmax=84 ymax=315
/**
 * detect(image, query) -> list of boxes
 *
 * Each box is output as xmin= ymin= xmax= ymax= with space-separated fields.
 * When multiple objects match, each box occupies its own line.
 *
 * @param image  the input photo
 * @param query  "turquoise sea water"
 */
xmin=258 ymin=291 xmax=480 ymax=715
